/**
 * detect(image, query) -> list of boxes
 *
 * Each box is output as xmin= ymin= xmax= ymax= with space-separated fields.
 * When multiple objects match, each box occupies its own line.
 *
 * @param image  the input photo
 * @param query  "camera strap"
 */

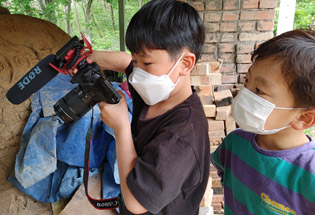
xmin=83 ymin=111 xmax=119 ymax=210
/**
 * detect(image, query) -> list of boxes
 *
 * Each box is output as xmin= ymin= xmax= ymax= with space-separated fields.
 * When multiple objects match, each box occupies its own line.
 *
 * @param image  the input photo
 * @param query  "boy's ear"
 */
xmin=180 ymin=53 xmax=195 ymax=76
xmin=290 ymin=109 xmax=315 ymax=130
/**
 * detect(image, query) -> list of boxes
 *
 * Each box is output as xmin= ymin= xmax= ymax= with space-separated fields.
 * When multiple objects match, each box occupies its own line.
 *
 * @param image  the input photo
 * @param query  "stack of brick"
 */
xmin=192 ymin=60 xmax=237 ymax=215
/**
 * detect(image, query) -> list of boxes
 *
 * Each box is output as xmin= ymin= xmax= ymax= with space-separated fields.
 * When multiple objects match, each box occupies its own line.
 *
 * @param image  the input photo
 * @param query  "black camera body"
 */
xmin=52 ymin=35 xmax=121 ymax=124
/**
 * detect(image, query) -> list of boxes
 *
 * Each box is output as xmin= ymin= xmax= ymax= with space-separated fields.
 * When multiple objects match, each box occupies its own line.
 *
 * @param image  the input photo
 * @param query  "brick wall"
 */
xmin=185 ymin=1 xmax=278 ymax=214
xmin=188 ymin=0 xmax=277 ymax=91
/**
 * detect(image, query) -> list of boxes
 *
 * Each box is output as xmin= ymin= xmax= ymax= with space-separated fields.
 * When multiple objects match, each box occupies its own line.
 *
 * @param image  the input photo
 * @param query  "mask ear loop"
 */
xmin=168 ymin=53 xmax=186 ymax=85
xmin=274 ymin=107 xmax=308 ymax=110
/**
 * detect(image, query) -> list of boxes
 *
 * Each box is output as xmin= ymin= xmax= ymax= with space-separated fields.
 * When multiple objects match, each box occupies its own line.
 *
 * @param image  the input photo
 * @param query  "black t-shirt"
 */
xmin=121 ymin=63 xmax=210 ymax=215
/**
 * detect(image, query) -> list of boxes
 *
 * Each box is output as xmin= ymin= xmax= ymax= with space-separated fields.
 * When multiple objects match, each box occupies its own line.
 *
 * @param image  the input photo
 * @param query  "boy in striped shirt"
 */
xmin=211 ymin=30 xmax=315 ymax=215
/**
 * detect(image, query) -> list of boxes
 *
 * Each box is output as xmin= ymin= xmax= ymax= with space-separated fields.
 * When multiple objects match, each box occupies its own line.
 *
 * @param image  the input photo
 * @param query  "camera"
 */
xmin=51 ymin=35 xmax=121 ymax=124
xmin=6 ymin=34 xmax=121 ymax=124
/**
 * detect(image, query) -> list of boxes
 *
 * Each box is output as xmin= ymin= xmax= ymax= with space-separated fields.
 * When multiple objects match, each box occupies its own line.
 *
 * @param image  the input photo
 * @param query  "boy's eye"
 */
xmin=255 ymin=88 xmax=264 ymax=95
xmin=144 ymin=62 xmax=151 ymax=66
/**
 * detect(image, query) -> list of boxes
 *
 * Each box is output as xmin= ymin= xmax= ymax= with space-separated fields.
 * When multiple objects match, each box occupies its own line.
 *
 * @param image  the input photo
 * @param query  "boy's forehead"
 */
xmin=251 ymin=57 xmax=285 ymax=86
xmin=132 ymin=49 xmax=171 ymax=59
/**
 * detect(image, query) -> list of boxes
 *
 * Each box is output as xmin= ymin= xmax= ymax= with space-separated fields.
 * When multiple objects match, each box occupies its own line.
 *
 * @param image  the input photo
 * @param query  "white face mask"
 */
xmin=232 ymin=87 xmax=304 ymax=135
xmin=128 ymin=53 xmax=185 ymax=105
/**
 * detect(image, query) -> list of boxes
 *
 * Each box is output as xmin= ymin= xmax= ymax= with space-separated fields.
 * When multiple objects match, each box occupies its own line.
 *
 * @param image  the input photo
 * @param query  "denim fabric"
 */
xmin=8 ymin=73 xmax=132 ymax=203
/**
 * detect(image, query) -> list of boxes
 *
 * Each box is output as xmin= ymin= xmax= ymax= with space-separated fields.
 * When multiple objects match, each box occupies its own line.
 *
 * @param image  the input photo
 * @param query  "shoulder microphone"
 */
xmin=6 ymin=54 xmax=60 ymax=104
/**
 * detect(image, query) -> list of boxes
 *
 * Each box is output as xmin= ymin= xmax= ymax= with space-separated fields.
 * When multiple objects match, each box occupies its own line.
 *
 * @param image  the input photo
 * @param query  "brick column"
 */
xmin=186 ymin=1 xmax=278 ymax=214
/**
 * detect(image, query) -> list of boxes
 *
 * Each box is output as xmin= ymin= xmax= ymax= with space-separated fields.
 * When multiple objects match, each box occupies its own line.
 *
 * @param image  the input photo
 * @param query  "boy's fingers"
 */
xmin=68 ymin=68 xmax=78 ymax=76
xmin=86 ymin=56 xmax=94 ymax=64
xmin=98 ymin=101 xmax=107 ymax=109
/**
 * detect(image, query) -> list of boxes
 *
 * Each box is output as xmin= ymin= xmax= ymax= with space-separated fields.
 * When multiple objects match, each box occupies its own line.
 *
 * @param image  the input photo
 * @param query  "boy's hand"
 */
xmin=68 ymin=51 xmax=97 ymax=76
xmin=98 ymin=90 xmax=130 ymax=131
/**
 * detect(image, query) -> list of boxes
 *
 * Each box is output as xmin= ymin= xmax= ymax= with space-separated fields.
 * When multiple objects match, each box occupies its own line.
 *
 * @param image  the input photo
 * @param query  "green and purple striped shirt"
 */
xmin=211 ymin=129 xmax=315 ymax=215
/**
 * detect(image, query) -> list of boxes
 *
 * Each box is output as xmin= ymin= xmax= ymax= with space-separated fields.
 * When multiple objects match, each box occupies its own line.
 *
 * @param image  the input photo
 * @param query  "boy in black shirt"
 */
xmin=85 ymin=0 xmax=210 ymax=214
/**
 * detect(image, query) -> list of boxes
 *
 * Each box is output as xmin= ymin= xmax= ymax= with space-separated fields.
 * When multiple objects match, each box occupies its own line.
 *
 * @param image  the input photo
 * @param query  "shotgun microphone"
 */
xmin=6 ymin=54 xmax=59 ymax=104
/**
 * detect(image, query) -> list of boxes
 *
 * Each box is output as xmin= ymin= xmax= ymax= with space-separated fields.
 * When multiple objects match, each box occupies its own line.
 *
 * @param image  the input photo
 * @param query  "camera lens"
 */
xmin=54 ymin=85 xmax=96 ymax=124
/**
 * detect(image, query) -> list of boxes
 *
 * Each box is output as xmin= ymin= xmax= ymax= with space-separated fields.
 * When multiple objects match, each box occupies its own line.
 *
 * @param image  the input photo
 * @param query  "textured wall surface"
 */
xmin=0 ymin=11 xmax=70 ymax=215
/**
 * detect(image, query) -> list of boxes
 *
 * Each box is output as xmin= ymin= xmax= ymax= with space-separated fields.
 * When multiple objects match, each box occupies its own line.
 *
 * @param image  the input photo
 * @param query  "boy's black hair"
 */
xmin=251 ymin=30 xmax=315 ymax=108
xmin=125 ymin=0 xmax=205 ymax=63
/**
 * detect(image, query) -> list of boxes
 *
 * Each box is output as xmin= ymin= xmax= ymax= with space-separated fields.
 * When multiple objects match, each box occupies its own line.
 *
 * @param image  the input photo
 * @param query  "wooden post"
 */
xmin=276 ymin=0 xmax=296 ymax=35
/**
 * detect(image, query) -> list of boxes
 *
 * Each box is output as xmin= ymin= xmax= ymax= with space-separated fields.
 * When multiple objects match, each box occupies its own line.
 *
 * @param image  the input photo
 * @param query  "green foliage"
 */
xmin=274 ymin=0 xmax=315 ymax=35
xmin=294 ymin=0 xmax=315 ymax=29
xmin=305 ymin=126 xmax=315 ymax=138
xmin=0 ymin=0 xmax=141 ymax=50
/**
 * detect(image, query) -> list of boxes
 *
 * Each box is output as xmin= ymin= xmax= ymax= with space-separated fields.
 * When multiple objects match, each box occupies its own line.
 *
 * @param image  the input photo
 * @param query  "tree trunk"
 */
xmin=38 ymin=0 xmax=45 ymax=11
xmin=73 ymin=1 xmax=82 ymax=33
xmin=85 ymin=0 xmax=94 ymax=42
xmin=64 ymin=1 xmax=72 ymax=35
xmin=109 ymin=3 xmax=115 ymax=30
xmin=44 ymin=0 xmax=57 ymax=23
xmin=91 ymin=15 xmax=102 ymax=38
xmin=102 ymin=0 xmax=107 ymax=10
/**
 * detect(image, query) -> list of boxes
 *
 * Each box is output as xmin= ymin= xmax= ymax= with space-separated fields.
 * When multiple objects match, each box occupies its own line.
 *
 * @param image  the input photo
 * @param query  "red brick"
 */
xmin=216 ymin=105 xmax=232 ymax=120
xmin=209 ymin=130 xmax=225 ymax=139
xmin=193 ymin=63 xmax=209 ymax=76
xmin=202 ymin=44 xmax=217 ymax=53
xmin=240 ymin=10 xmax=276 ymax=20
xmin=215 ymin=84 xmax=234 ymax=92
xmin=237 ymin=63 xmax=251 ymax=73
xmin=259 ymin=0 xmax=278 ymax=9
xmin=205 ymin=0 xmax=222 ymax=11
xmin=222 ymin=11 xmax=239 ymax=21
xmin=200 ymin=95 xmax=214 ymax=105
xmin=214 ymin=89 xmax=233 ymax=107
xmin=212 ymin=202 xmax=224 ymax=212
xmin=212 ymin=178 xmax=223 ymax=187
xmin=221 ymin=74 xmax=238 ymax=84
xmin=237 ymin=43 xmax=254 ymax=54
xmin=239 ymin=32 xmax=274 ymax=41
xmin=208 ymin=118 xmax=225 ymax=131
xmin=238 ymin=21 xmax=256 ymax=31
xmin=219 ymin=53 xmax=235 ymax=63
xmin=204 ymin=105 xmax=217 ymax=117
xmin=212 ymin=194 xmax=224 ymax=203
xmin=209 ymin=73 xmax=222 ymax=85
xmin=191 ymin=75 xmax=211 ymax=86
xmin=196 ymin=85 xmax=213 ymax=95
xmin=191 ymin=2 xmax=204 ymax=11
xmin=204 ymin=12 xmax=221 ymax=22
xmin=220 ymin=63 xmax=235 ymax=73
xmin=205 ymin=22 xmax=220 ymax=32
xmin=210 ymin=137 xmax=223 ymax=146
xmin=220 ymin=21 xmax=238 ymax=32
xmin=209 ymin=60 xmax=223 ymax=72
xmin=257 ymin=20 xmax=275 ymax=31
xmin=219 ymin=43 xmax=235 ymax=53
xmin=225 ymin=115 xmax=236 ymax=135
xmin=205 ymin=33 xmax=219 ymax=43
xmin=200 ymin=54 xmax=217 ymax=62
xmin=223 ymin=0 xmax=240 ymax=10
xmin=221 ymin=33 xmax=235 ymax=42
xmin=242 ymin=0 xmax=259 ymax=9
xmin=236 ymin=54 xmax=252 ymax=63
